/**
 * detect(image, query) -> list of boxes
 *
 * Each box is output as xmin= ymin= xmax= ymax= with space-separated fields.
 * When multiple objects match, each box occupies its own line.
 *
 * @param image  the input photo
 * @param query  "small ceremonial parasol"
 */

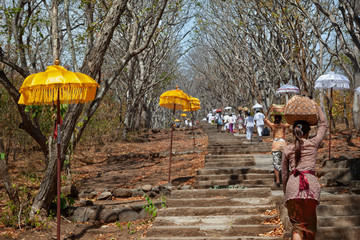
xmin=315 ymin=71 xmax=350 ymax=161
xmin=355 ymin=86 xmax=360 ymax=93
xmin=276 ymin=84 xmax=300 ymax=94
xmin=159 ymin=87 xmax=190 ymax=182
xmin=18 ymin=59 xmax=99 ymax=240
xmin=252 ymin=103 xmax=263 ymax=109
xmin=224 ymin=106 xmax=232 ymax=110
xmin=180 ymin=113 xmax=187 ymax=117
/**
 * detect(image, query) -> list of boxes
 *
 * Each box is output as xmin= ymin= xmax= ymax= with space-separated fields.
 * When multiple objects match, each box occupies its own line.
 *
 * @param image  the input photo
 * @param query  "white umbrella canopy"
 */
xmin=314 ymin=71 xmax=350 ymax=162
xmin=314 ymin=71 xmax=350 ymax=90
xmin=252 ymin=103 xmax=263 ymax=109
xmin=355 ymin=86 xmax=360 ymax=93
xmin=224 ymin=106 xmax=232 ymax=110
xmin=276 ymin=84 xmax=300 ymax=94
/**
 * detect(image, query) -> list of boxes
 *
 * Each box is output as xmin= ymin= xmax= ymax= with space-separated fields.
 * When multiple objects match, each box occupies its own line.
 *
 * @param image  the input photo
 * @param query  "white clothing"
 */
xmin=244 ymin=116 xmax=255 ymax=127
xmin=254 ymin=112 xmax=265 ymax=126
xmin=232 ymin=115 xmax=237 ymax=123
xmin=207 ymin=113 xmax=212 ymax=123
xmin=223 ymin=115 xmax=230 ymax=130
xmin=246 ymin=126 xmax=254 ymax=140
xmin=257 ymin=125 xmax=264 ymax=136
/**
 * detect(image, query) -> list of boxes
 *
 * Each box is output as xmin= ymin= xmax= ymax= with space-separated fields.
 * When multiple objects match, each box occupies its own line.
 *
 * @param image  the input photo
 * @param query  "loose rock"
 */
xmin=97 ymin=191 xmax=112 ymax=200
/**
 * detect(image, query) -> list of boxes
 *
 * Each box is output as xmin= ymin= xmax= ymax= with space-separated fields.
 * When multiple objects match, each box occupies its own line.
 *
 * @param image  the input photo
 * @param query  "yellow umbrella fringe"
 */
xmin=19 ymin=85 xmax=98 ymax=105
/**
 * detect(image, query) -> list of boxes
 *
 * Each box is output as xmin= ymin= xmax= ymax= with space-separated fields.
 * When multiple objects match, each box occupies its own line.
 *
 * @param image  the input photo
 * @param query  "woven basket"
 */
xmin=268 ymin=104 xmax=285 ymax=116
xmin=284 ymin=95 xmax=318 ymax=126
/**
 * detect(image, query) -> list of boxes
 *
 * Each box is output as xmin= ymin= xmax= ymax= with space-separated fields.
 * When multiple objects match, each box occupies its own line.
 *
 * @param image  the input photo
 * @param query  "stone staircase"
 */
xmin=146 ymin=123 xmax=360 ymax=240
xmin=195 ymin=155 xmax=274 ymax=189
xmin=146 ymin=124 xmax=281 ymax=240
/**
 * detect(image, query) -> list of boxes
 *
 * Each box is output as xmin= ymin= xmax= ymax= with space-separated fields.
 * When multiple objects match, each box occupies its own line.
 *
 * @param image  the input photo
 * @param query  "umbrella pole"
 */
xmin=329 ymin=88 xmax=333 ymax=161
xmin=56 ymin=89 xmax=61 ymax=240
xmin=168 ymin=106 xmax=175 ymax=183
xmin=192 ymin=113 xmax=195 ymax=148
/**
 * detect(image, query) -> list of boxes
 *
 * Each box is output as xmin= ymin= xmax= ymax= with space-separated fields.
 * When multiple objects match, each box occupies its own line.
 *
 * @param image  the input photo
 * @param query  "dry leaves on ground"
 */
xmin=258 ymin=224 xmax=284 ymax=237
xmin=261 ymin=208 xmax=278 ymax=216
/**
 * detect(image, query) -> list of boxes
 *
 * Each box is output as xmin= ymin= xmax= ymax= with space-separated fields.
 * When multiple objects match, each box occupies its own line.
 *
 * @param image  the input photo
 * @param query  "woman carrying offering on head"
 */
xmin=282 ymin=106 xmax=328 ymax=240
xmin=264 ymin=114 xmax=290 ymax=187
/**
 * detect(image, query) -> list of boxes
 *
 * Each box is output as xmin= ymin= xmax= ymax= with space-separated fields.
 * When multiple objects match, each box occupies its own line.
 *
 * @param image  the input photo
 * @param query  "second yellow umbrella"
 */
xmin=184 ymin=96 xmax=201 ymax=148
xmin=159 ymin=86 xmax=190 ymax=183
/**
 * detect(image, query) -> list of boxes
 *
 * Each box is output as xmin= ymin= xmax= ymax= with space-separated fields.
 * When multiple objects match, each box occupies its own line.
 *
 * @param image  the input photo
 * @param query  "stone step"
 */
xmin=205 ymin=161 xmax=255 ymax=168
xmin=195 ymin=184 xmax=282 ymax=191
xmin=317 ymin=205 xmax=360 ymax=216
xmin=320 ymin=193 xmax=360 ymax=205
xmin=170 ymin=188 xmax=272 ymax=199
xmin=316 ymin=226 xmax=360 ymax=240
xmin=318 ymin=215 xmax=360 ymax=227
xmin=198 ymin=168 xmax=273 ymax=175
xmin=145 ymin=237 xmax=282 ymax=240
xmin=166 ymin=197 xmax=273 ymax=207
xmin=207 ymin=149 xmax=271 ymax=154
xmin=153 ymin=215 xmax=277 ymax=226
xmin=205 ymin=158 xmax=255 ymax=163
xmin=207 ymin=146 xmax=271 ymax=150
xmin=196 ymin=173 xmax=274 ymax=181
xmin=158 ymin=205 xmax=276 ymax=216
xmin=146 ymin=225 xmax=280 ymax=237
xmin=196 ymin=178 xmax=274 ymax=187
xmin=205 ymin=155 xmax=254 ymax=160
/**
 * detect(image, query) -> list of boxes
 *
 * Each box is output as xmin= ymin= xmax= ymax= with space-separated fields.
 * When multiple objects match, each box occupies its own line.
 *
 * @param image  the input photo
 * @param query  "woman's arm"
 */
xmin=311 ymin=106 xmax=329 ymax=147
xmin=264 ymin=118 xmax=274 ymax=130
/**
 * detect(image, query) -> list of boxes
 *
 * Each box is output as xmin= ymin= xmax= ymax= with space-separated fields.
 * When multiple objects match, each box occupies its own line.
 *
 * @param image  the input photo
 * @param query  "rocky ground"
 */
xmin=0 ymin=127 xmax=207 ymax=240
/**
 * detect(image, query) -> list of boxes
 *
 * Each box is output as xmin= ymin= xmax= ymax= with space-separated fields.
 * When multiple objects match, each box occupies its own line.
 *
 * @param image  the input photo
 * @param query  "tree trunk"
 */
xmin=319 ymin=90 xmax=327 ymax=118
xmin=343 ymin=93 xmax=350 ymax=130
xmin=354 ymin=91 xmax=360 ymax=131
xmin=51 ymin=0 xmax=60 ymax=61
xmin=30 ymin=0 xmax=129 ymax=218
xmin=353 ymin=50 xmax=360 ymax=130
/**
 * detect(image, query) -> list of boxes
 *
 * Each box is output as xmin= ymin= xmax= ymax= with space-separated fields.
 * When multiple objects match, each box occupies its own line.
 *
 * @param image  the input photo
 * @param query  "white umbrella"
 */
xmin=355 ymin=86 xmax=360 ymax=93
xmin=224 ymin=106 xmax=232 ymax=110
xmin=276 ymin=84 xmax=300 ymax=94
xmin=315 ymin=71 xmax=350 ymax=90
xmin=252 ymin=103 xmax=263 ymax=109
xmin=314 ymin=71 xmax=350 ymax=161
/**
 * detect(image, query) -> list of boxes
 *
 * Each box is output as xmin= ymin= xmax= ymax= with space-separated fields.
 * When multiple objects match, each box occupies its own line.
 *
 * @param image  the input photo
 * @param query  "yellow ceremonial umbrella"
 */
xmin=180 ymin=113 xmax=187 ymax=117
xmin=184 ymin=96 xmax=201 ymax=148
xmin=18 ymin=59 xmax=99 ymax=239
xmin=175 ymin=119 xmax=180 ymax=122
xmin=159 ymin=86 xmax=190 ymax=183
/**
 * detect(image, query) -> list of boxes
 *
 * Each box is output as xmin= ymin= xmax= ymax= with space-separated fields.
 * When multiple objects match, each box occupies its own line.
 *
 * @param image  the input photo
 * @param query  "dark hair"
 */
xmin=293 ymin=120 xmax=311 ymax=166
xmin=246 ymin=111 xmax=251 ymax=116
xmin=274 ymin=115 xmax=282 ymax=124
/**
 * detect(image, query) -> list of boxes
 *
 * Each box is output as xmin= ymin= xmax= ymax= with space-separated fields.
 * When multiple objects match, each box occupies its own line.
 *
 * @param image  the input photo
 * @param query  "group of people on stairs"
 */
xmin=207 ymin=105 xmax=328 ymax=240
